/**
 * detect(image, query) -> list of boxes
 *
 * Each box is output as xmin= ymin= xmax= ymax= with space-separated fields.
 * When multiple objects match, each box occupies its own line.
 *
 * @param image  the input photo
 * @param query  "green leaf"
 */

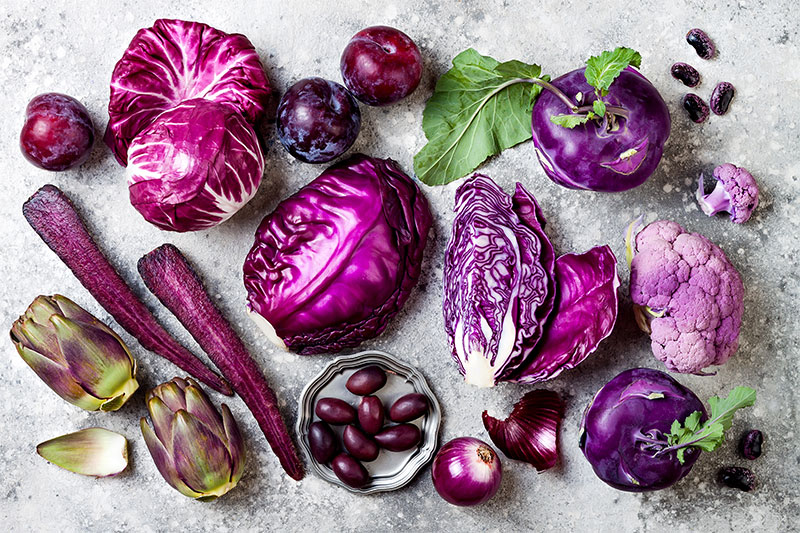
xmin=414 ymin=49 xmax=547 ymax=186
xmin=37 ymin=428 xmax=128 ymax=477
xmin=665 ymin=386 xmax=756 ymax=460
xmin=549 ymin=112 xmax=595 ymax=129
xmin=584 ymin=47 xmax=642 ymax=96
xmin=593 ymin=99 xmax=607 ymax=116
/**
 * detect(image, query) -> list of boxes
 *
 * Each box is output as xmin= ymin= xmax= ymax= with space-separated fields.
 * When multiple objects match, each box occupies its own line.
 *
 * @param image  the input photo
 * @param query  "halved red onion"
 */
xmin=482 ymin=390 xmax=564 ymax=471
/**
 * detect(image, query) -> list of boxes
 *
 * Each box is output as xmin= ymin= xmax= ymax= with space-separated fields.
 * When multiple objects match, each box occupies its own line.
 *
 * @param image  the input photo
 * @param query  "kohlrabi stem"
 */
xmin=523 ymin=78 xmax=580 ymax=111
xmin=576 ymin=104 xmax=630 ymax=119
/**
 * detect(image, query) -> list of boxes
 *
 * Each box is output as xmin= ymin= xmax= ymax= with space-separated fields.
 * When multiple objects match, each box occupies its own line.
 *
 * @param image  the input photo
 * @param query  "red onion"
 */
xmin=431 ymin=437 xmax=502 ymax=506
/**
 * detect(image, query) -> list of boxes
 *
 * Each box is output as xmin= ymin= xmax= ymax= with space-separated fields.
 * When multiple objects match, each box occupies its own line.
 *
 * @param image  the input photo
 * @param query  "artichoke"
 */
xmin=10 ymin=294 xmax=139 ymax=411
xmin=141 ymin=377 xmax=245 ymax=501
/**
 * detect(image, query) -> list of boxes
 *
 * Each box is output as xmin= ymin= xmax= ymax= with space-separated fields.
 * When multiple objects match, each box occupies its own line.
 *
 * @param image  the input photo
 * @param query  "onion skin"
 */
xmin=431 ymin=437 xmax=502 ymax=506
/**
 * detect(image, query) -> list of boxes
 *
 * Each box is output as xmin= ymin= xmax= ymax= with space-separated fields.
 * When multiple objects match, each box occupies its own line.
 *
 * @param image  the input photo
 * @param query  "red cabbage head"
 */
xmin=243 ymin=154 xmax=432 ymax=354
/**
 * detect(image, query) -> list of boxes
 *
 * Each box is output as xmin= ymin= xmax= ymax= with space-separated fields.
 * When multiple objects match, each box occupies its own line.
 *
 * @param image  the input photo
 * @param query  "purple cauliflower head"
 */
xmin=627 ymin=220 xmax=744 ymax=374
xmin=696 ymin=164 xmax=759 ymax=224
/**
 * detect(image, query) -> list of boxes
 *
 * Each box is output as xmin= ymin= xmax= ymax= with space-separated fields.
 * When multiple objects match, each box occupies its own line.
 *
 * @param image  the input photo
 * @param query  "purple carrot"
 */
xmin=22 ymin=185 xmax=231 ymax=395
xmin=137 ymin=244 xmax=305 ymax=480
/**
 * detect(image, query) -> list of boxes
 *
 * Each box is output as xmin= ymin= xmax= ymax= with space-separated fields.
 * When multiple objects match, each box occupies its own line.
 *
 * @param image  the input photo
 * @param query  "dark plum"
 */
xmin=358 ymin=396 xmax=385 ymax=435
xmin=276 ymin=77 xmax=361 ymax=163
xmin=686 ymin=28 xmax=715 ymax=60
xmin=340 ymin=26 xmax=422 ymax=106
xmin=20 ymin=93 xmax=94 ymax=171
xmin=670 ymin=62 xmax=701 ymax=87
xmin=343 ymin=425 xmax=380 ymax=461
xmin=374 ymin=424 xmax=421 ymax=452
xmin=710 ymin=82 xmax=735 ymax=115
xmin=315 ymin=397 xmax=356 ymax=425
xmin=739 ymin=430 xmax=764 ymax=460
xmin=718 ymin=466 xmax=756 ymax=492
xmin=682 ymin=93 xmax=710 ymax=123
xmin=308 ymin=421 xmax=338 ymax=463
xmin=331 ymin=453 xmax=370 ymax=488
xmin=345 ymin=365 xmax=387 ymax=395
xmin=389 ymin=393 xmax=428 ymax=423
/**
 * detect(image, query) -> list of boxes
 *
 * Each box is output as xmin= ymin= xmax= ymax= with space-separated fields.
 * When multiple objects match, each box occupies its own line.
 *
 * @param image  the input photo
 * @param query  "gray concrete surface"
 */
xmin=1 ymin=0 xmax=798 ymax=531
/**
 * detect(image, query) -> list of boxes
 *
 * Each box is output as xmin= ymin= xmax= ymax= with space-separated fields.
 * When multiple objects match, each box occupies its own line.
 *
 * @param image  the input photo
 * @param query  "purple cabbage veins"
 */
xmin=443 ymin=175 xmax=619 ymax=387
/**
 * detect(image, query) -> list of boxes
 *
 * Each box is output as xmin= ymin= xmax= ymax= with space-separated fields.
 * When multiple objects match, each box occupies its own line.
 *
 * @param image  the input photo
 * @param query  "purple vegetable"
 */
xmin=443 ymin=175 xmax=555 ymax=387
xmin=137 ymin=244 xmax=304 ymax=480
xmin=443 ymin=176 xmax=618 ymax=387
xmin=531 ymin=67 xmax=671 ymax=192
xmin=710 ymin=82 xmax=735 ymax=115
xmin=739 ymin=430 xmax=764 ymax=460
xmin=670 ymin=63 xmax=700 ymax=87
xmin=22 ymin=185 xmax=230 ymax=395
xmin=432 ymin=437 xmax=502 ymax=506
xmin=509 ymin=246 xmax=619 ymax=384
xmin=579 ymin=368 xmax=706 ymax=492
xmin=682 ymin=93 xmax=709 ymax=123
xmin=106 ymin=19 xmax=270 ymax=165
xmin=244 ymin=154 xmax=432 ymax=354
xmin=719 ymin=466 xmax=756 ymax=492
xmin=127 ymin=99 xmax=264 ymax=232
xmin=696 ymin=163 xmax=759 ymax=224
xmin=686 ymin=28 xmax=715 ymax=60
xmin=482 ymin=390 xmax=563 ymax=471
xmin=627 ymin=220 xmax=744 ymax=374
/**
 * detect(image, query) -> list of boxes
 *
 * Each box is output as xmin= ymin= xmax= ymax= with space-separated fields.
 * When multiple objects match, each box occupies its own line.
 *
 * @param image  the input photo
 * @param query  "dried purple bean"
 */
xmin=739 ymin=430 xmax=764 ymax=460
xmin=718 ymin=466 xmax=756 ymax=492
xmin=710 ymin=82 xmax=735 ymax=115
xmin=686 ymin=28 xmax=715 ymax=60
xmin=670 ymin=62 xmax=701 ymax=87
xmin=682 ymin=93 xmax=710 ymax=123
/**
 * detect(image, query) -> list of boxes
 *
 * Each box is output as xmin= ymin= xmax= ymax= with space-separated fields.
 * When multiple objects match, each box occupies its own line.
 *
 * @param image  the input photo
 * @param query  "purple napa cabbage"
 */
xmin=243 ymin=154 xmax=432 ymax=354
xmin=106 ymin=19 xmax=270 ymax=165
xmin=579 ymin=368 xmax=706 ymax=492
xmin=509 ymin=245 xmax=620 ymax=384
xmin=443 ymin=175 xmax=555 ymax=387
xmin=443 ymin=175 xmax=619 ymax=388
xmin=126 ymin=99 xmax=264 ymax=232
xmin=532 ymin=67 xmax=670 ymax=192
xmin=696 ymin=164 xmax=759 ymax=224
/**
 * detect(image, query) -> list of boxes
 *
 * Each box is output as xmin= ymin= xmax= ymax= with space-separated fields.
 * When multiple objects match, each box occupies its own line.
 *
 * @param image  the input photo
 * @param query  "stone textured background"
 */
xmin=1 ymin=0 xmax=798 ymax=531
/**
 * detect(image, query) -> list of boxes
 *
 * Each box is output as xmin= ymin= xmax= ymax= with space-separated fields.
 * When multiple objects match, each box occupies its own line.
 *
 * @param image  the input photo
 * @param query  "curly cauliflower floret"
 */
xmin=629 ymin=220 xmax=744 ymax=374
xmin=696 ymin=164 xmax=759 ymax=224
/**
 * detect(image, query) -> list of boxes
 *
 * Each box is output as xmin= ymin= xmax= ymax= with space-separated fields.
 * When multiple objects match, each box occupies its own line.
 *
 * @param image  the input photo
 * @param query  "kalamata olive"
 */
xmin=343 ymin=425 xmax=380 ymax=461
xmin=686 ymin=28 xmax=715 ymax=60
xmin=308 ymin=421 xmax=338 ymax=463
xmin=670 ymin=62 xmax=701 ymax=87
xmin=358 ymin=396 xmax=385 ymax=435
xmin=389 ymin=393 xmax=429 ymax=423
xmin=710 ymin=82 xmax=735 ymax=115
xmin=331 ymin=453 xmax=370 ymax=488
xmin=374 ymin=424 xmax=421 ymax=452
xmin=682 ymin=93 xmax=710 ymax=123
xmin=718 ymin=466 xmax=756 ymax=492
xmin=739 ymin=430 xmax=764 ymax=460
xmin=315 ymin=397 xmax=356 ymax=425
xmin=346 ymin=366 xmax=387 ymax=395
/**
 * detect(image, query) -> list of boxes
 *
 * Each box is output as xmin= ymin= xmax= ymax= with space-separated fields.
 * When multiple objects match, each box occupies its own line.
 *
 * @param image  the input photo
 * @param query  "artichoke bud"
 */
xmin=10 ymin=295 xmax=139 ymax=411
xmin=141 ymin=377 xmax=245 ymax=501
